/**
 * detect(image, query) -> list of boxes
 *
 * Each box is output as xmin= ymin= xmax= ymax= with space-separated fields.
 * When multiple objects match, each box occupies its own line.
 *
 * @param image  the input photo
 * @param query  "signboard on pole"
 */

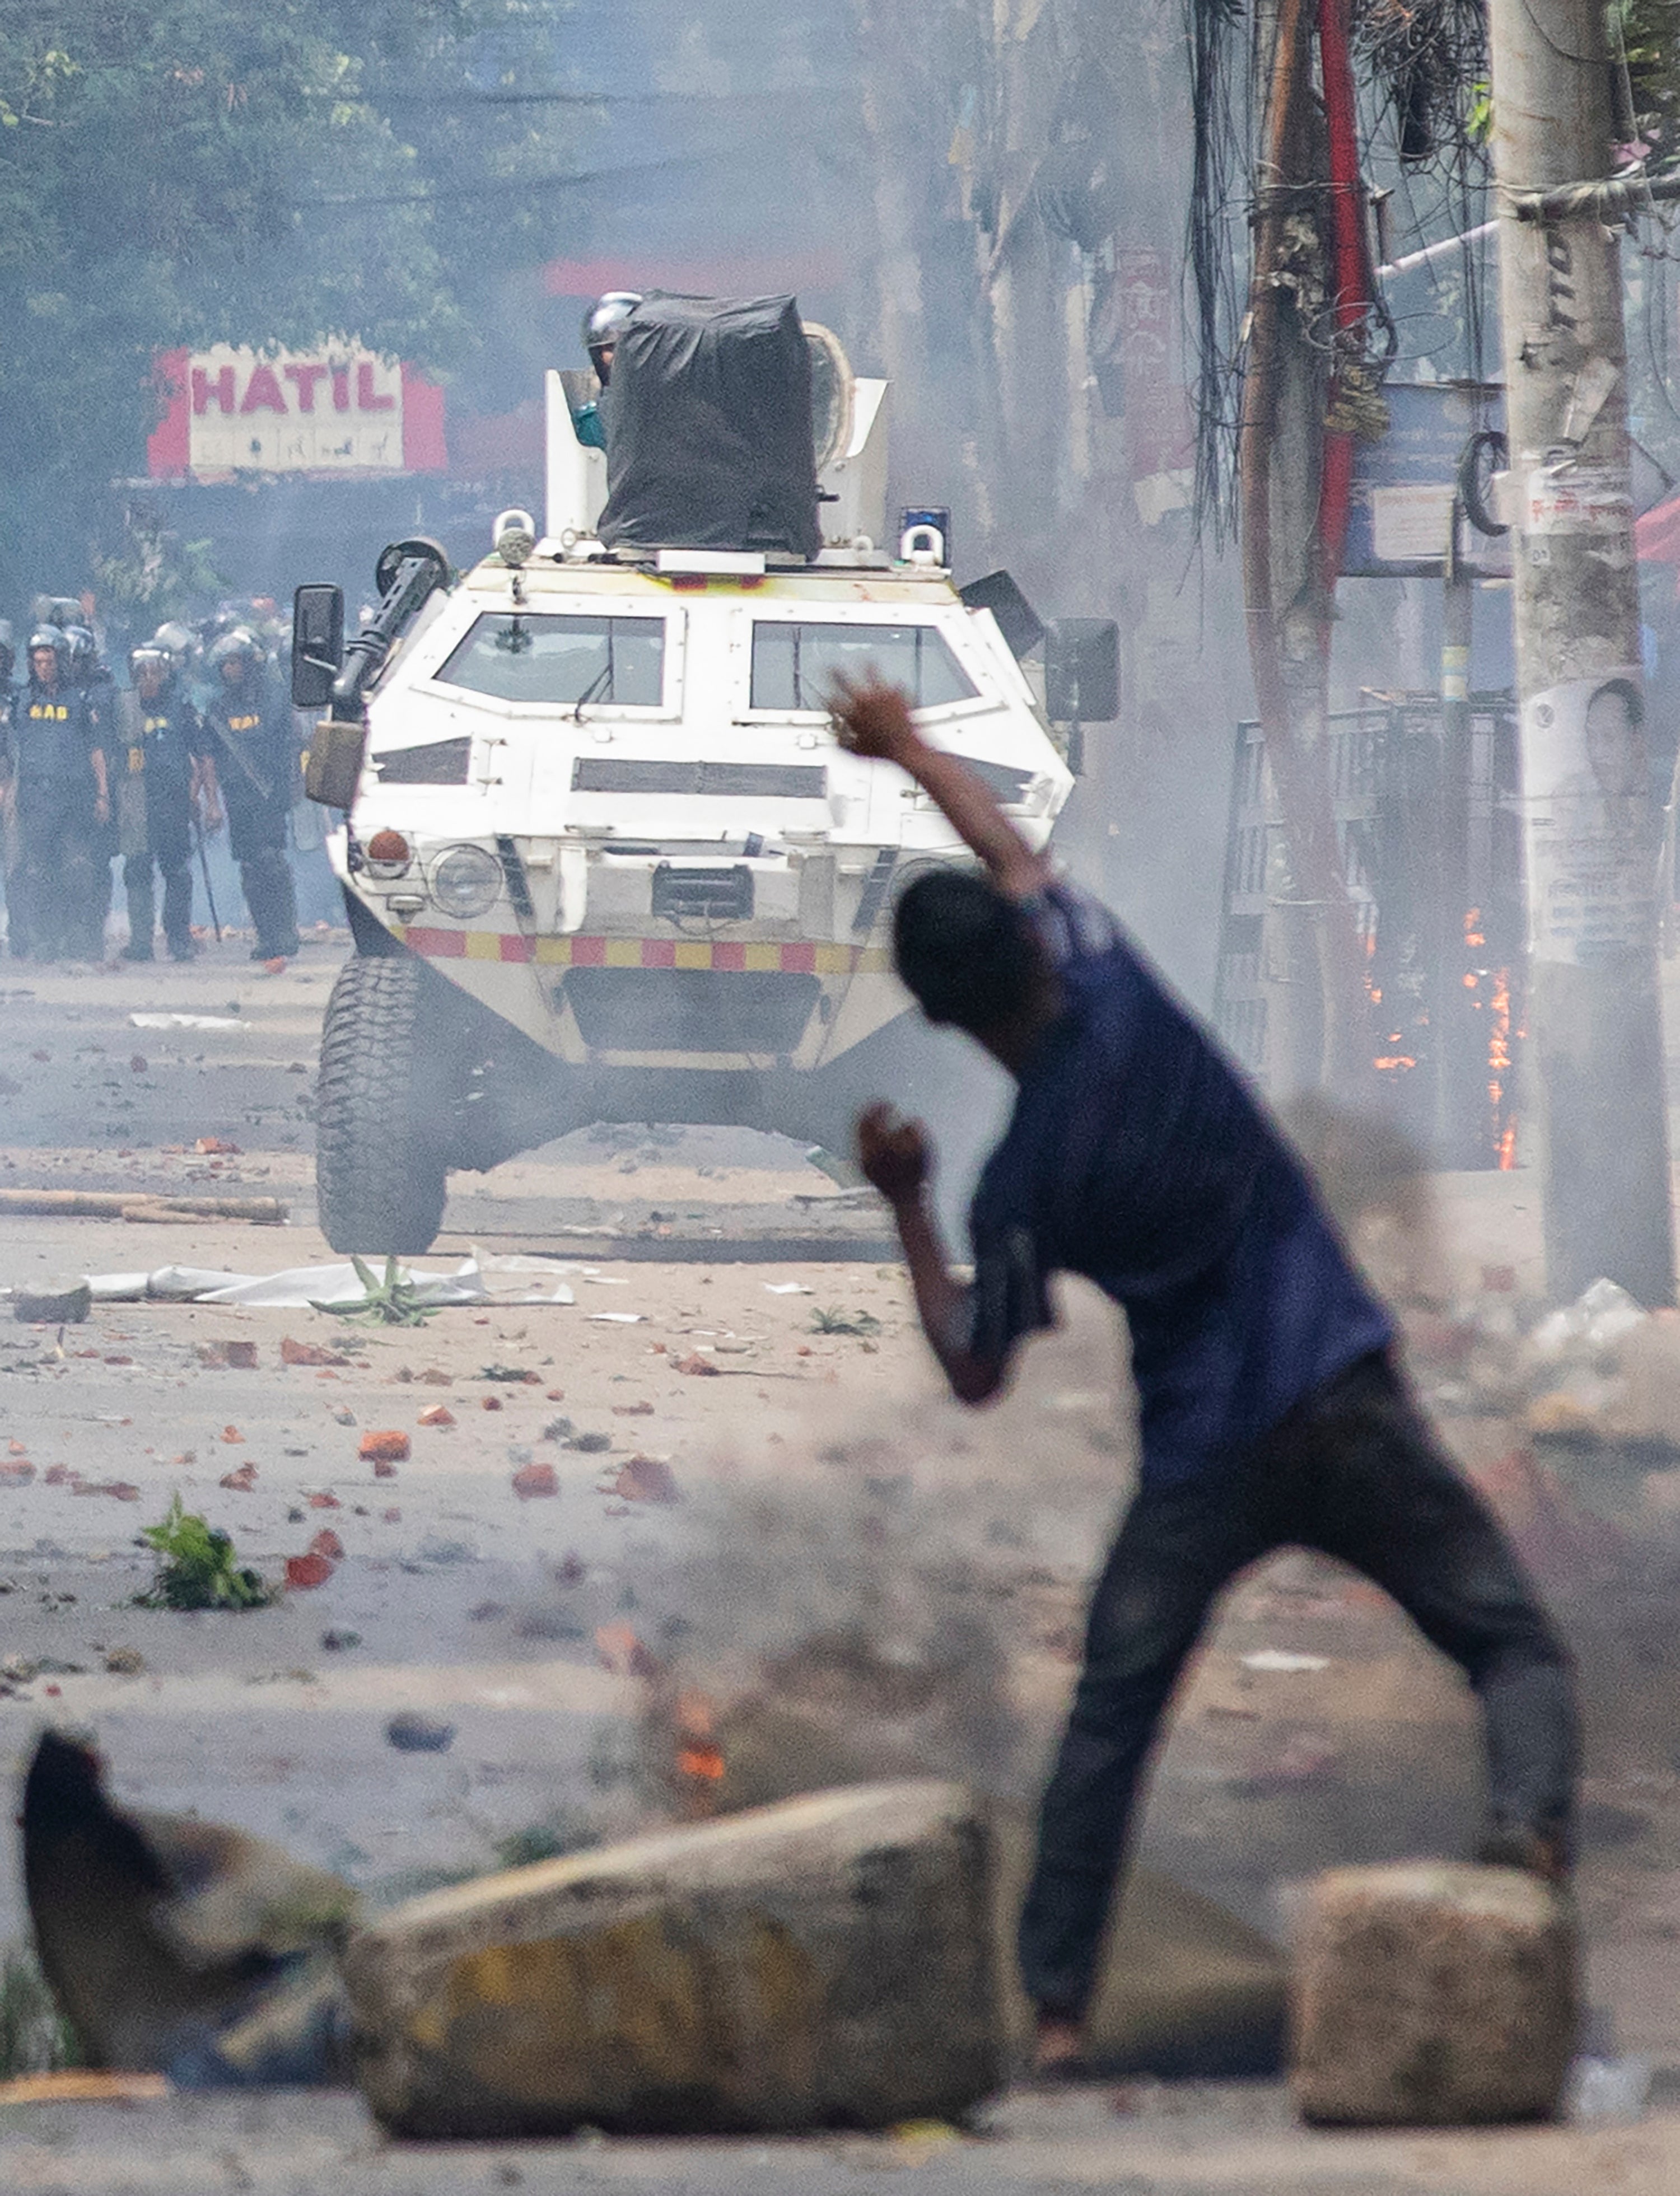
xmin=1343 ymin=381 xmax=1508 ymax=578
xmin=147 ymin=347 xmax=446 ymax=482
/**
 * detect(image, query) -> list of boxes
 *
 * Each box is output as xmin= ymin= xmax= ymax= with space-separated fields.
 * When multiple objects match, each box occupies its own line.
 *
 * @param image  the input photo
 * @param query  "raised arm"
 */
xmin=827 ymin=672 xmax=1049 ymax=903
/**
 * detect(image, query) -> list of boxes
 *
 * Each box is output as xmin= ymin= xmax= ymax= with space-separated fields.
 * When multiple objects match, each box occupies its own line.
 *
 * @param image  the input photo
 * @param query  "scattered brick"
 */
xmin=359 ymin=1430 xmax=411 ymax=1465
xmin=610 ymin=1455 xmax=681 ymax=1505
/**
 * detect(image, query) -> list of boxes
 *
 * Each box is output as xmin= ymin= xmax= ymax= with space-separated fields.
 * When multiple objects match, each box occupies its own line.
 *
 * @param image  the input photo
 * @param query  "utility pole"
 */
xmin=1487 ymin=0 xmax=1676 ymax=1304
xmin=1240 ymin=0 xmax=1375 ymax=1099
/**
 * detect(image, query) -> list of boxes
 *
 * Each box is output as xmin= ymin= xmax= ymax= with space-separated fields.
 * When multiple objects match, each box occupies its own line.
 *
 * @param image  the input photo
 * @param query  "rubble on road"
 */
xmin=342 ymin=1781 xmax=1001 ymax=2139
xmin=1292 ymin=1861 xmax=1576 ymax=2125
xmin=22 ymin=1732 xmax=356 ymax=2083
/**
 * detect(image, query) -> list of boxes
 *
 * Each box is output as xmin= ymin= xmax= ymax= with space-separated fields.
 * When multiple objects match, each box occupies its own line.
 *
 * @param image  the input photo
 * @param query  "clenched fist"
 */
xmin=855 ymin=1100 xmax=932 ymax=1206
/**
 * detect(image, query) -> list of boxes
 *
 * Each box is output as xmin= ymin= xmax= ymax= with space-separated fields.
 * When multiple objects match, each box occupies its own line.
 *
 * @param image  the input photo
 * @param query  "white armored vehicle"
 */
xmin=293 ymin=297 xmax=1098 ymax=1253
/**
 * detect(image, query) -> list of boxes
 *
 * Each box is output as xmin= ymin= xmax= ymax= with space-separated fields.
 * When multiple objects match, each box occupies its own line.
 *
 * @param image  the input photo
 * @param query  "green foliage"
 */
xmin=312 ymin=1253 xmax=437 ymax=1325
xmin=0 ymin=1947 xmax=82 ymax=2078
xmin=91 ymin=503 xmax=223 ymax=623
xmin=139 ymin=1493 xmax=274 ymax=1610
xmin=1620 ymin=0 xmax=1680 ymax=145
xmin=493 ymin=1814 xmax=599 ymax=1870
xmin=808 ymin=1305 xmax=883 ymax=1337
xmin=0 ymin=0 xmax=587 ymax=591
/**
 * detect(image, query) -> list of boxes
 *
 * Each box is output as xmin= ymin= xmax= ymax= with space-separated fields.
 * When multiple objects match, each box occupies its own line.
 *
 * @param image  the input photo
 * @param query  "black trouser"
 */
xmin=1016 ymin=1349 xmax=1578 ymax=2018
xmin=124 ymin=844 xmax=193 ymax=957
xmin=16 ymin=783 xmax=101 ymax=959
xmin=226 ymin=791 xmax=298 ymax=957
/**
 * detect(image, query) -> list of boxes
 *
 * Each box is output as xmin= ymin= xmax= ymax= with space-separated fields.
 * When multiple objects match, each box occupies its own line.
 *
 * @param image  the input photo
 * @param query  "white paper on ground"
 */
xmin=199 ymin=1259 xmax=490 ymax=1309
xmin=85 ymin=1257 xmax=573 ymax=1309
xmin=587 ymin=1311 xmax=644 ymax=1324
xmin=763 ymin=1282 xmax=814 ymax=1295
xmin=1239 ymin=1650 xmax=1332 ymax=1675
xmin=147 ymin=1266 xmax=256 ymax=1300
xmin=128 ymin=1013 xmax=249 ymax=1031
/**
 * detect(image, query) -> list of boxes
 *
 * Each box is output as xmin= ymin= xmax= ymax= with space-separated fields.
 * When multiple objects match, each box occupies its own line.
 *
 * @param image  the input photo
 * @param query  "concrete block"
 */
xmin=1291 ymin=1861 xmax=1576 ymax=2126
xmin=342 ymin=1779 xmax=1001 ymax=2139
xmin=14 ymin=1279 xmax=91 ymax=1324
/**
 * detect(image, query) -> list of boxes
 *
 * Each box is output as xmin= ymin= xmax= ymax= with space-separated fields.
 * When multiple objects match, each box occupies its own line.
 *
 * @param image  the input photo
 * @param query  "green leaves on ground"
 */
xmin=138 ymin=1494 xmax=274 ymax=1610
xmin=808 ymin=1305 xmax=883 ymax=1337
xmin=312 ymin=1254 xmax=437 ymax=1326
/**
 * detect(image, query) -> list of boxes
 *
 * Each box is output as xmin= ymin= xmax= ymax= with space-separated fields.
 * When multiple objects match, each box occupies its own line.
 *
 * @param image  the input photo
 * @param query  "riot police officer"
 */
xmin=571 ymin=291 xmax=642 ymax=448
xmin=120 ymin=637 xmax=214 ymax=963
xmin=203 ymin=628 xmax=300 ymax=962
xmin=0 ymin=622 xmax=24 ymax=957
xmin=64 ymin=621 xmax=120 ymax=952
xmin=12 ymin=627 xmax=107 ymax=960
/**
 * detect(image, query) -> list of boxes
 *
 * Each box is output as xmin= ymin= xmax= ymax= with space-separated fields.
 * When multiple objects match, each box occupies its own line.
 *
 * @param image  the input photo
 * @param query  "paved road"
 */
xmin=2 ymin=937 xmax=1678 ymax=2189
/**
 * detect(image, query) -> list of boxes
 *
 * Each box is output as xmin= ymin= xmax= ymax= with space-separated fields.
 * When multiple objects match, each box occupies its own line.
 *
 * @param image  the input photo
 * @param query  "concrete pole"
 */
xmin=1487 ymin=0 xmax=1676 ymax=1303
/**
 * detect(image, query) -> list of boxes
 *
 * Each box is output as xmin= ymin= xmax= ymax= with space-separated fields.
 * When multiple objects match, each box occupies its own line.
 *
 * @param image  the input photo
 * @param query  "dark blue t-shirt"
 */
xmin=967 ymin=884 xmax=1393 ymax=1485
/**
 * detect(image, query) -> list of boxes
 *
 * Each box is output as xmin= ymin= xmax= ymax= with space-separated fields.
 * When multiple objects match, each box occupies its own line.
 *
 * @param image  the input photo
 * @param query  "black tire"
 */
xmin=316 ymin=955 xmax=451 ymax=1254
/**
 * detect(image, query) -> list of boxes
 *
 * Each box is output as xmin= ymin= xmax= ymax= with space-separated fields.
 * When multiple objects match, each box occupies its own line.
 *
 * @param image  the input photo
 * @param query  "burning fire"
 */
xmin=1488 ymin=969 xmax=1515 ymax=1167
xmin=674 ymin=1690 xmax=725 ymax=1812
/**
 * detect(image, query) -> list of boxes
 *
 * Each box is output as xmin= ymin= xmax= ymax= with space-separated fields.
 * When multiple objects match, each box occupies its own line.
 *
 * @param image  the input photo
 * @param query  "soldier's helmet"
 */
xmin=62 ymin=625 xmax=101 ymax=684
xmin=27 ymin=627 xmax=69 ymax=678
xmin=129 ymin=642 xmax=174 ymax=688
xmin=150 ymin=622 xmax=197 ymax=675
xmin=207 ymin=627 xmax=265 ymax=677
xmin=582 ymin=292 xmax=642 ymax=386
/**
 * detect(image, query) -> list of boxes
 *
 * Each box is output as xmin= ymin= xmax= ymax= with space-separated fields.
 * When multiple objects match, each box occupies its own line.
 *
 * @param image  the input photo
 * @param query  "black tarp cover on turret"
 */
xmin=597 ymin=294 xmax=821 ymax=560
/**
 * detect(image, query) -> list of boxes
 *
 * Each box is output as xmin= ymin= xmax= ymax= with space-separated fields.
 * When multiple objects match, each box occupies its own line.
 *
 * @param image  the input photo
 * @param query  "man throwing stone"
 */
xmin=828 ymin=672 xmax=1578 ymax=2077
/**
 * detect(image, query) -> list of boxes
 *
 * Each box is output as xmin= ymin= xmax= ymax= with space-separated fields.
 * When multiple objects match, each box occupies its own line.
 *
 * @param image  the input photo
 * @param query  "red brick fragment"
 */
xmin=282 ymin=1337 xmax=348 ymax=1368
xmin=359 ymin=1429 xmax=411 ymax=1464
xmin=309 ymin=1529 xmax=345 ymax=1561
xmin=219 ymin=1462 xmax=258 ymax=1492
xmin=417 ymin=1404 xmax=454 ymax=1428
xmin=610 ymin=1455 xmax=680 ymax=1505
xmin=285 ymin=1553 xmax=334 ymax=1590
xmin=307 ymin=1491 xmax=341 ymax=1510
xmin=673 ymin=1352 xmax=720 ymax=1377
xmin=512 ymin=1461 xmax=559 ymax=1500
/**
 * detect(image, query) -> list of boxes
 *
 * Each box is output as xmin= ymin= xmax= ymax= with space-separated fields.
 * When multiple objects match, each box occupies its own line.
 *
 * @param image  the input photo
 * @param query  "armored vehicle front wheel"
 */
xmin=316 ymin=955 xmax=451 ymax=1254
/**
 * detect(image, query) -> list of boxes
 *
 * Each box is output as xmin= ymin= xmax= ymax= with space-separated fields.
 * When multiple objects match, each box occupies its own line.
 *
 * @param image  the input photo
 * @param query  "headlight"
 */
xmin=431 ymin=842 xmax=502 ymax=919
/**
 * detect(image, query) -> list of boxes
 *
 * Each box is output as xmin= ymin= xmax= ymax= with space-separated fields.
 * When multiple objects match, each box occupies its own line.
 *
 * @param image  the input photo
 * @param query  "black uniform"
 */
xmin=120 ymin=684 xmax=208 ymax=961
xmin=12 ymin=680 xmax=104 ymax=960
xmin=203 ymin=675 xmax=300 ymax=960
xmin=0 ymin=683 xmax=25 ymax=957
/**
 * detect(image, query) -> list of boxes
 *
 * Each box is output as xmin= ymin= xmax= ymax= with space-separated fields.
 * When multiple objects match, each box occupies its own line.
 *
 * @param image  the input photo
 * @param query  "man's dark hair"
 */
xmin=893 ymin=868 xmax=1040 ymax=1031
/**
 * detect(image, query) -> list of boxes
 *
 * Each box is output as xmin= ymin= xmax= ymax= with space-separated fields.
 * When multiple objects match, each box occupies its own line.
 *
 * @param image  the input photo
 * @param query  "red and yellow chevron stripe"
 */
xmin=395 ymin=926 xmax=892 ymax=974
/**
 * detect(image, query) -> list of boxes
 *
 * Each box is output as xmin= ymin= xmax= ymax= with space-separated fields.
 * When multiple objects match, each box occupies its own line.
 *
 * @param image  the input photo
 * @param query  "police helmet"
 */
xmin=129 ymin=642 xmax=174 ymax=687
xmin=32 ymin=596 xmax=83 ymax=631
xmin=151 ymin=621 xmax=197 ymax=673
xmin=208 ymin=627 xmax=264 ymax=676
xmin=582 ymin=292 xmax=642 ymax=385
xmin=0 ymin=620 xmax=13 ymax=676
xmin=27 ymin=627 xmax=69 ymax=676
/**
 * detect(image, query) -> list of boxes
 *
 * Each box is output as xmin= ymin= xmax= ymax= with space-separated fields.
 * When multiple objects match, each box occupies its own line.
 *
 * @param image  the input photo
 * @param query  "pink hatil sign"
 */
xmin=148 ymin=346 xmax=446 ymax=479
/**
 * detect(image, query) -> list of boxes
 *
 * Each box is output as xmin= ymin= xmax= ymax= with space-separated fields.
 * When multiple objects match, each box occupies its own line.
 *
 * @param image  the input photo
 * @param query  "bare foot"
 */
xmin=1032 ymin=2012 xmax=1085 ymax=2081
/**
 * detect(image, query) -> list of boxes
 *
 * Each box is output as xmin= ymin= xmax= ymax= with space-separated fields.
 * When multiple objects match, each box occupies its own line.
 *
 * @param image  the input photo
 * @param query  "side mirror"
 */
xmin=1044 ymin=618 xmax=1120 ymax=725
xmin=291 ymin=584 xmax=344 ymax=710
